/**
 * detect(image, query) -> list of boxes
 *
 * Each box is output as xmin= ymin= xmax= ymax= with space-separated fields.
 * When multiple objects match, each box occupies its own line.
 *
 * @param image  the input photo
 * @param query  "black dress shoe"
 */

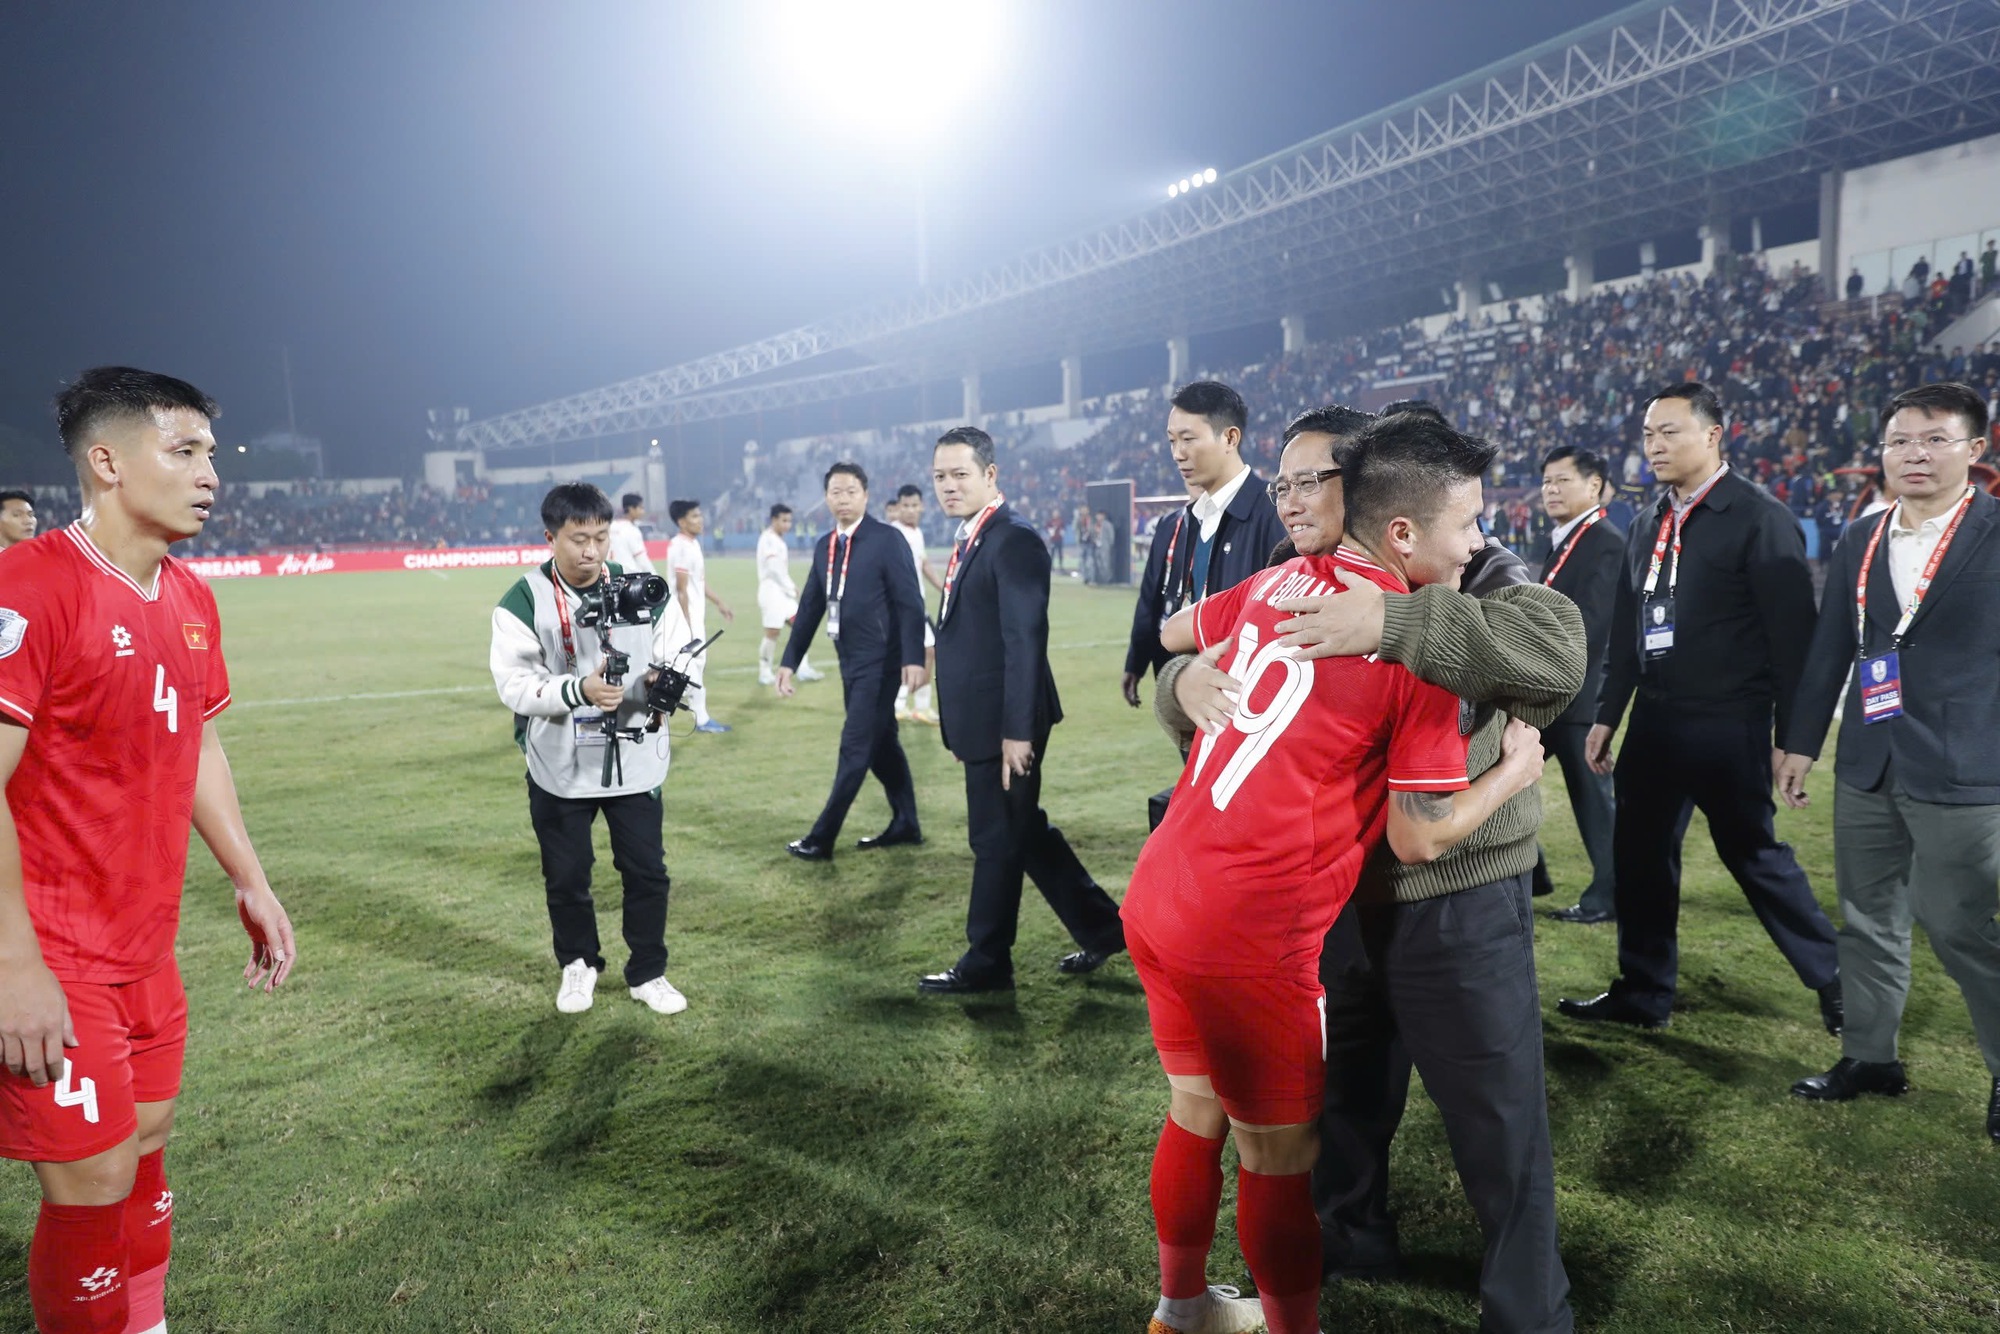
xmin=1790 ymin=1057 xmax=1909 ymax=1101
xmin=856 ymin=828 xmax=923 ymax=850
xmin=1556 ymin=990 xmax=1669 ymax=1030
xmin=1987 ymin=1076 xmax=1999 ymax=1143
xmin=786 ymin=838 xmax=833 ymax=862
xmin=917 ymin=966 xmax=1013 ymax=996
xmin=1057 ymin=946 xmax=1123 ymax=975
xmin=1322 ymin=1224 xmax=1405 ymax=1283
xmin=1550 ymin=904 xmax=1614 ymax=924
xmin=1818 ymin=978 xmax=1845 ymax=1036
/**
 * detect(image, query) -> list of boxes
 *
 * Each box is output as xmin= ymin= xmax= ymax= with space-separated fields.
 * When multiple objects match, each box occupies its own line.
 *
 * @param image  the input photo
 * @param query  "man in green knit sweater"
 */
xmin=1155 ymin=403 xmax=1585 ymax=1334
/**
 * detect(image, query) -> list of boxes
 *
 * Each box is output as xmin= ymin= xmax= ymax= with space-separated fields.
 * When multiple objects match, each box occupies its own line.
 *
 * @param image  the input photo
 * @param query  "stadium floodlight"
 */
xmin=1180 ymin=177 xmax=1191 ymax=192
xmin=1204 ymin=167 xmax=1217 ymax=183
xmin=769 ymin=0 xmax=1007 ymax=146
xmin=1168 ymin=183 xmax=1180 ymax=198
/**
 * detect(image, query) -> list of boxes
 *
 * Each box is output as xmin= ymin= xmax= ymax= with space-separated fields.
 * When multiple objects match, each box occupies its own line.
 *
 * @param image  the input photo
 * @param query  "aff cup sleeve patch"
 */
xmin=0 ymin=608 xmax=25 ymax=659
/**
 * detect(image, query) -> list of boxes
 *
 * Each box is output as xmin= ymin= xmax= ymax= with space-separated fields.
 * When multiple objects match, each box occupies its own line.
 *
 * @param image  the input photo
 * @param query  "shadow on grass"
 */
xmin=0 ymin=1235 xmax=23 ymax=1333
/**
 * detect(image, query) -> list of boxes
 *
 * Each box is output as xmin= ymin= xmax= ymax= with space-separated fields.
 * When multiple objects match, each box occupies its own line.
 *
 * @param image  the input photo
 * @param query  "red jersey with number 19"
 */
xmin=0 ymin=526 xmax=231 ymax=984
xmin=1121 ymin=548 xmax=1470 ymax=977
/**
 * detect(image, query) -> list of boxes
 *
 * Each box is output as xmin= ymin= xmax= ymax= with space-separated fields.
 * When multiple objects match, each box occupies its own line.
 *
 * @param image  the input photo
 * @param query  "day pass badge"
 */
xmin=1858 ymin=651 xmax=1904 ymax=724
xmin=1641 ymin=595 xmax=1675 ymax=659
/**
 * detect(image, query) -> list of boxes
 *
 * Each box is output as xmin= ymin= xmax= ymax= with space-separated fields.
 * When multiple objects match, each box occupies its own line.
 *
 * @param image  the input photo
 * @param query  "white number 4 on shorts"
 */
xmin=53 ymin=1060 xmax=100 ymax=1124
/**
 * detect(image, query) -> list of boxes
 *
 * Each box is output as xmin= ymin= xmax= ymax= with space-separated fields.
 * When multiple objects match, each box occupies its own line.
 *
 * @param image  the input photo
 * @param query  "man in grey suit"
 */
xmin=1779 ymin=381 xmax=2000 ymax=1144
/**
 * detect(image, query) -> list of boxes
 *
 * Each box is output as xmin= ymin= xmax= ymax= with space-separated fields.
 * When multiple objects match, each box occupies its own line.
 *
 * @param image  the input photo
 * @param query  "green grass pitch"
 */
xmin=2 ymin=555 xmax=1996 ymax=1332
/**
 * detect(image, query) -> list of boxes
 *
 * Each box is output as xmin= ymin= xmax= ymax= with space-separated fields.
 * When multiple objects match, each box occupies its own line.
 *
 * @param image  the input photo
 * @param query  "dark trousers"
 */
xmin=958 ymin=733 xmax=1124 ymax=978
xmin=807 ymin=659 xmax=919 ymax=845
xmin=1531 ymin=721 xmax=1617 ymax=913
xmin=1314 ymin=873 xmax=1573 ymax=1334
xmin=1609 ymin=703 xmax=1839 ymax=1019
xmin=526 ymin=775 xmax=670 ymax=987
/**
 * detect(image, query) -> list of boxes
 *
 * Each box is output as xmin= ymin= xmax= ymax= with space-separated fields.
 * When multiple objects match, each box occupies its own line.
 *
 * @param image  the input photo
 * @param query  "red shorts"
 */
xmin=1128 ymin=929 xmax=1326 ymax=1126
xmin=0 ymin=958 xmax=187 ymax=1163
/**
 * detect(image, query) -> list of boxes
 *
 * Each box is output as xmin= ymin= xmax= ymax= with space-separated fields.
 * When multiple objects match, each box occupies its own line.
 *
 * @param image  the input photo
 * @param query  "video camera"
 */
xmin=576 ymin=571 xmax=669 ymax=629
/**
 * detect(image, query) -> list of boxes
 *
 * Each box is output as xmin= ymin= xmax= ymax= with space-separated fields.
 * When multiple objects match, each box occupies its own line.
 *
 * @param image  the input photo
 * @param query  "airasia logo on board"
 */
xmin=275 ymin=553 xmax=337 ymax=575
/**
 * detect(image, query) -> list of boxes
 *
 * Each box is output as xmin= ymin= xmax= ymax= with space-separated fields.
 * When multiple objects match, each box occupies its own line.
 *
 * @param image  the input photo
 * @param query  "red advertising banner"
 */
xmin=183 ymin=540 xmax=673 ymax=580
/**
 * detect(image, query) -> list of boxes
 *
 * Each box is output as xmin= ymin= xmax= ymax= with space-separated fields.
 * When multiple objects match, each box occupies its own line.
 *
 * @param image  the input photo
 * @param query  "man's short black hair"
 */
xmin=769 ymin=502 xmax=793 ymax=520
xmin=824 ymin=461 xmax=868 ymax=491
xmin=541 ymin=482 xmax=613 ymax=533
xmin=1170 ymin=381 xmax=1247 ymax=436
xmin=1379 ymin=398 xmax=1448 ymax=423
xmin=894 ymin=483 xmax=924 ymax=501
xmin=1645 ymin=381 xmax=1724 ymax=430
xmin=1282 ymin=404 xmax=1375 ymax=447
xmin=0 ymin=489 xmax=31 ymax=509
xmin=1884 ymin=381 xmax=1990 ymax=441
xmin=668 ymin=499 xmax=700 ymax=524
xmin=1342 ymin=412 xmax=1498 ymax=541
xmin=1542 ymin=445 xmax=1609 ymax=487
xmin=935 ymin=425 xmax=996 ymax=470
xmin=620 ymin=492 xmax=644 ymax=512
xmin=55 ymin=366 xmax=219 ymax=457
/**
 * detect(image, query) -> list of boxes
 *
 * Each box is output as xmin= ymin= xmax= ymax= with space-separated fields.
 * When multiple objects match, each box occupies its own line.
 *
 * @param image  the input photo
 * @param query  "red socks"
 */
xmin=122 ymin=1150 xmax=173 ymax=1332
xmin=1235 ymin=1167 xmax=1321 ymax=1334
xmin=1149 ymin=1118 xmax=1225 ymax=1300
xmin=28 ymin=1200 xmax=128 ymax=1334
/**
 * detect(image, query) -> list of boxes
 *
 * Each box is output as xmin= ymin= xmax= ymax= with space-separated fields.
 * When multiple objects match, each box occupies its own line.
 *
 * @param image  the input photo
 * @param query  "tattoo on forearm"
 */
xmin=1394 ymin=789 xmax=1454 ymax=823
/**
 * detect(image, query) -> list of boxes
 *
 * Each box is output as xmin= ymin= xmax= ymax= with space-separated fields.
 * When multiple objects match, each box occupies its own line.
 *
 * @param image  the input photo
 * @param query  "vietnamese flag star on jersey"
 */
xmin=183 ymin=623 xmax=209 ymax=650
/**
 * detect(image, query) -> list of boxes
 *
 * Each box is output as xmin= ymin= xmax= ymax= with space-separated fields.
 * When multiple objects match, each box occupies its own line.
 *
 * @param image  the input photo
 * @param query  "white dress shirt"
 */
xmin=1190 ymin=464 xmax=1251 ymax=543
xmin=1886 ymin=494 xmax=1968 ymax=610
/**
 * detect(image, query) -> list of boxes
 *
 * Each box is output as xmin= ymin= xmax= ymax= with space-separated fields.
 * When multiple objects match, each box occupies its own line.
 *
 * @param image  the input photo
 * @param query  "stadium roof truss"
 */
xmin=463 ymin=0 xmax=2000 ymax=452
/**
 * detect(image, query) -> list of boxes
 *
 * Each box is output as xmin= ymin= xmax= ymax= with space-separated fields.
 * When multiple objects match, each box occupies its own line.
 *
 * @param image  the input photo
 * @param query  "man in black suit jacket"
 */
xmin=1532 ymin=446 xmax=1625 ymax=924
xmin=1778 ymin=382 xmax=2000 ymax=1142
xmin=921 ymin=427 xmax=1126 ymax=994
xmin=1123 ymin=381 xmax=1288 ymax=708
xmin=775 ymin=461 xmax=926 ymax=861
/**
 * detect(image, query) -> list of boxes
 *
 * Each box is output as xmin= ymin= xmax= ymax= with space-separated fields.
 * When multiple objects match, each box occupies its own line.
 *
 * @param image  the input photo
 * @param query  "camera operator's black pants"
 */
xmin=527 ymin=776 xmax=670 ymax=986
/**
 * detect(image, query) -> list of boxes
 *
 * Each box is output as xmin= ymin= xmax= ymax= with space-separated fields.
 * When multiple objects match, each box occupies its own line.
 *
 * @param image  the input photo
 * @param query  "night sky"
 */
xmin=0 ymin=0 xmax=1636 ymax=478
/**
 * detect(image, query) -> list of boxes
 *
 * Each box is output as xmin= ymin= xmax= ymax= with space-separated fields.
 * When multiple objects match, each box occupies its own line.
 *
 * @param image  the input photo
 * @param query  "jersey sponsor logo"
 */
xmin=183 ymin=622 xmax=210 ymax=650
xmin=112 ymin=624 xmax=135 ymax=657
xmin=0 ymin=607 xmax=24 ymax=658
xmin=1459 ymin=698 xmax=1476 ymax=736
xmin=78 ymin=1266 xmax=120 ymax=1295
xmin=152 ymin=1188 xmax=174 ymax=1218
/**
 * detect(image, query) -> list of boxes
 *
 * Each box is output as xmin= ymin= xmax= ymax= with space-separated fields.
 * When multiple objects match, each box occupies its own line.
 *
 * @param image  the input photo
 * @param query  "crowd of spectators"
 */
xmin=11 ymin=253 xmax=1999 ymax=565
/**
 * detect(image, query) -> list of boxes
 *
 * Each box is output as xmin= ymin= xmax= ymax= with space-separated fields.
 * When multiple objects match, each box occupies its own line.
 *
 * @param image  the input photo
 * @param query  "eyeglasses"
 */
xmin=1267 ymin=468 xmax=1341 ymax=502
xmin=1881 ymin=434 xmax=1976 ymax=454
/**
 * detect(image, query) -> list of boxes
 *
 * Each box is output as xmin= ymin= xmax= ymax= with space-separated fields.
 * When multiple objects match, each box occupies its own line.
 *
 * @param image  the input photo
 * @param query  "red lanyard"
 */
xmin=1542 ymin=508 xmax=1605 ymax=587
xmin=1643 ymin=466 xmax=1728 ymax=596
xmin=550 ymin=569 xmax=579 ymax=669
xmin=1854 ymin=485 xmax=1975 ymax=648
xmin=942 ymin=497 xmax=1004 ymax=615
xmin=825 ymin=525 xmax=858 ymax=599
xmin=1157 ymin=510 xmax=1188 ymax=601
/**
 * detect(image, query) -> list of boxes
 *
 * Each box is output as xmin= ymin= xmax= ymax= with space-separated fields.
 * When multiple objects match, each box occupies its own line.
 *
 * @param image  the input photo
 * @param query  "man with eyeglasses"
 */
xmin=1777 ymin=382 xmax=2000 ymax=1143
xmin=1560 ymin=381 xmax=1842 ymax=1035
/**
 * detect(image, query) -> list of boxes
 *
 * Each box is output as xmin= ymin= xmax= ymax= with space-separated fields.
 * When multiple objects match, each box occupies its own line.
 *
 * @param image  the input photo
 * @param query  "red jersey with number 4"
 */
xmin=0 ymin=526 xmax=231 ymax=983
xmin=1122 ymin=549 xmax=1470 ymax=976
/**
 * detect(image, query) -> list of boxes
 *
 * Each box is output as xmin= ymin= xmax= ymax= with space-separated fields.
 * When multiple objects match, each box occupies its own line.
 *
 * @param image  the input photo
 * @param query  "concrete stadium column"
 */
xmin=1281 ymin=312 xmax=1308 ymax=354
xmin=1167 ymin=335 xmax=1191 ymax=387
xmin=1818 ymin=169 xmax=1842 ymax=297
xmin=1061 ymin=354 xmax=1083 ymax=418
xmin=1456 ymin=275 xmax=1483 ymax=320
xmin=961 ymin=371 xmax=981 ymax=422
xmin=1701 ymin=201 xmax=1731 ymax=271
xmin=1565 ymin=245 xmax=1594 ymax=299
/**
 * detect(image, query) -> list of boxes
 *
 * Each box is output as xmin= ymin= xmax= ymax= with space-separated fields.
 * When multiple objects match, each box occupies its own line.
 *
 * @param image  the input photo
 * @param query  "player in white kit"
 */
xmin=666 ymin=500 xmax=734 ymax=733
xmin=607 ymin=492 xmax=654 ymax=573
xmin=888 ymin=485 xmax=942 ymax=724
xmin=756 ymin=504 xmax=823 ymax=685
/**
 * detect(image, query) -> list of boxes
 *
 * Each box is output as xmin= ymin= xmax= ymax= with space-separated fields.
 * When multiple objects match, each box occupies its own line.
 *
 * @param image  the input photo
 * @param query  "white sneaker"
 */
xmin=797 ymin=665 xmax=826 ymax=681
xmin=1148 ymin=1285 xmax=1266 ymax=1334
xmin=758 ymin=668 xmax=777 ymax=686
xmin=629 ymin=976 xmax=688 ymax=1015
xmin=556 ymin=960 xmax=598 ymax=1013
xmin=895 ymin=706 xmax=914 ymax=722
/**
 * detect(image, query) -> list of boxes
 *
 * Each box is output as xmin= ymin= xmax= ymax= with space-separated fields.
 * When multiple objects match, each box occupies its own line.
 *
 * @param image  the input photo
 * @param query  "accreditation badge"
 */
xmin=572 ymin=709 xmax=610 ymax=746
xmin=1858 ymin=651 xmax=1904 ymax=724
xmin=826 ymin=597 xmax=842 ymax=640
xmin=1641 ymin=595 xmax=1676 ymax=660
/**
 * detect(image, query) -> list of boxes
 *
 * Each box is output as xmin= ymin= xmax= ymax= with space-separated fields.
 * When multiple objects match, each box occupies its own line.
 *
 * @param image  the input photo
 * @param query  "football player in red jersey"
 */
xmin=0 ymin=367 xmax=295 ymax=1334
xmin=1121 ymin=415 xmax=1545 ymax=1334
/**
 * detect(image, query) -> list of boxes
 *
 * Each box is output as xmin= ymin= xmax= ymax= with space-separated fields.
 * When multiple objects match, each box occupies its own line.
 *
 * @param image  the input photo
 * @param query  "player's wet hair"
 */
xmin=669 ymin=499 xmax=700 ymax=524
xmin=1342 ymin=412 xmax=1497 ymax=541
xmin=935 ymin=426 xmax=996 ymax=470
xmin=1644 ymin=380 xmax=1724 ymax=430
xmin=1885 ymin=381 xmax=1989 ymax=441
xmin=769 ymin=502 xmax=792 ymax=520
xmin=1170 ymin=381 xmax=1247 ymax=436
xmin=55 ymin=366 xmax=219 ymax=457
xmin=540 ymin=482 xmax=613 ymax=533
xmin=1380 ymin=398 xmax=1448 ymax=423
xmin=895 ymin=483 xmax=924 ymax=501
xmin=621 ymin=492 xmax=644 ymax=512
xmin=824 ymin=461 xmax=868 ymax=491
xmin=1542 ymin=445 xmax=1608 ymax=488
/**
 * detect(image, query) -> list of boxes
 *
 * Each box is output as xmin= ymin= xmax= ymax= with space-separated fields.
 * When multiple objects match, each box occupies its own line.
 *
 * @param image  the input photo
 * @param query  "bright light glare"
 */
xmin=1167 ymin=183 xmax=1179 ymax=197
xmin=1204 ymin=167 xmax=1217 ymax=183
xmin=770 ymin=0 xmax=1007 ymax=147
xmin=1179 ymin=177 xmax=1191 ymax=192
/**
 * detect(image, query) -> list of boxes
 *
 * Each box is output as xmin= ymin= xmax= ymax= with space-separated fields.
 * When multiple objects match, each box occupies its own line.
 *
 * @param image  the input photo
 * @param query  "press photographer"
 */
xmin=490 ymin=482 xmax=692 ymax=1018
